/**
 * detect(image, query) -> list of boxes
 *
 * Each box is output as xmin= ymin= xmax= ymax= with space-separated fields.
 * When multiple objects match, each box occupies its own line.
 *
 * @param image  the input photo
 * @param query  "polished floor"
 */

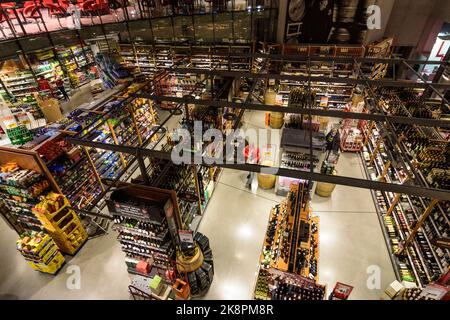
xmin=0 ymin=110 xmax=396 ymax=300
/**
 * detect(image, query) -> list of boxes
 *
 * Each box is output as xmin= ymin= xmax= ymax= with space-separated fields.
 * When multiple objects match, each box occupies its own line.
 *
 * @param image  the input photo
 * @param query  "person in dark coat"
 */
xmin=325 ymin=128 xmax=340 ymax=160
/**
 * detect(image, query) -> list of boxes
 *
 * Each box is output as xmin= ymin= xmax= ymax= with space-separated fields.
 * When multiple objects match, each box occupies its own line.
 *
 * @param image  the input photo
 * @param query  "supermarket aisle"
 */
xmin=312 ymin=152 xmax=396 ymax=300
xmin=198 ymin=110 xmax=284 ymax=300
xmin=197 ymin=169 xmax=284 ymax=299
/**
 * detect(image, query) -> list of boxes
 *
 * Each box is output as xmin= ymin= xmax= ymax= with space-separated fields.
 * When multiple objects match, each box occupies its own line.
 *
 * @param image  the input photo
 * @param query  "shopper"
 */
xmin=37 ymin=76 xmax=55 ymax=97
xmin=55 ymin=76 xmax=70 ymax=101
xmin=325 ymin=128 xmax=341 ymax=160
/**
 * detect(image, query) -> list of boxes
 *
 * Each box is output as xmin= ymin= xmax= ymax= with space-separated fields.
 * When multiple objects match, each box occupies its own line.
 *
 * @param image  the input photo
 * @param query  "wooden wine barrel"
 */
xmin=265 ymin=89 xmax=285 ymax=129
xmin=269 ymin=112 xmax=284 ymax=129
xmin=258 ymin=160 xmax=276 ymax=189
xmin=315 ymin=181 xmax=336 ymax=197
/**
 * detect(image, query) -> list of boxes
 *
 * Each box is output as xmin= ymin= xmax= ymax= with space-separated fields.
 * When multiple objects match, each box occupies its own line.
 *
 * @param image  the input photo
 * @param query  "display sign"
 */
xmin=275 ymin=94 xmax=283 ymax=105
xmin=420 ymin=283 xmax=449 ymax=300
xmin=178 ymin=230 xmax=194 ymax=245
xmin=331 ymin=282 xmax=354 ymax=300
xmin=319 ymin=96 xmax=329 ymax=107
xmin=107 ymin=198 xmax=165 ymax=224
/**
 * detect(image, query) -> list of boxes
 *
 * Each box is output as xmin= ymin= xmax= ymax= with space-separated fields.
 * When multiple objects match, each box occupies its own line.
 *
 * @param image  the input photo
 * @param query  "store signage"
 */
xmin=179 ymin=192 xmax=199 ymax=202
xmin=178 ymin=230 xmax=194 ymax=245
xmin=107 ymin=200 xmax=164 ymax=223
xmin=420 ymin=283 xmax=449 ymax=300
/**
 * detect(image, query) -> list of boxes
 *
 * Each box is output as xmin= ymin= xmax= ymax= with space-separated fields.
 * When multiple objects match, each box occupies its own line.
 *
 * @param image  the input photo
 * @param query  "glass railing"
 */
xmin=0 ymin=0 xmax=277 ymax=42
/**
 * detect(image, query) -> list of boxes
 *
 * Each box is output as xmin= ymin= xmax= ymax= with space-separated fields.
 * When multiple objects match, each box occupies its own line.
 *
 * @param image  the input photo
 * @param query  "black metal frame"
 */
xmin=64 ymin=52 xmax=450 ymax=201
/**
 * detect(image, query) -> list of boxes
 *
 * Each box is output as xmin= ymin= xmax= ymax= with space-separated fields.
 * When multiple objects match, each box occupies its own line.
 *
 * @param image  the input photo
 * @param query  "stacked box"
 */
xmin=6 ymin=125 xmax=33 ymax=145
xmin=16 ymin=232 xmax=65 ymax=275
xmin=32 ymin=192 xmax=88 ymax=255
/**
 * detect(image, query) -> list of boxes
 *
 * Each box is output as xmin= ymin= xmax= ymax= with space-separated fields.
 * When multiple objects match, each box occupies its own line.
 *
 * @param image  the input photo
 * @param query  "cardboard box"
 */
xmin=33 ymin=93 xmax=63 ymax=123
xmin=385 ymin=280 xmax=404 ymax=298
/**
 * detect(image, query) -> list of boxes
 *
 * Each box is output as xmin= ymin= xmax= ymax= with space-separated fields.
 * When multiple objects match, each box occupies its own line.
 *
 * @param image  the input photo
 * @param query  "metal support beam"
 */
xmin=402 ymin=60 xmax=450 ymax=107
xmin=137 ymin=149 xmax=150 ymax=185
xmin=160 ymin=66 xmax=450 ymax=90
xmin=131 ymin=93 xmax=450 ymax=128
xmin=64 ymin=136 xmax=450 ymax=201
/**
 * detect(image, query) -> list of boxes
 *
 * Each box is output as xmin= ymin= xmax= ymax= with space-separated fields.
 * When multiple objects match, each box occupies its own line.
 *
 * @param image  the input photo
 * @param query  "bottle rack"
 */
xmin=108 ymin=183 xmax=181 ymax=279
xmin=277 ymin=59 xmax=356 ymax=111
xmin=361 ymin=119 xmax=449 ymax=287
xmin=32 ymin=192 xmax=88 ymax=255
xmin=119 ymin=44 xmax=156 ymax=77
xmin=277 ymin=128 xmax=326 ymax=196
xmin=254 ymin=268 xmax=326 ymax=301
xmin=16 ymin=231 xmax=65 ymax=275
xmin=258 ymin=182 xmax=319 ymax=280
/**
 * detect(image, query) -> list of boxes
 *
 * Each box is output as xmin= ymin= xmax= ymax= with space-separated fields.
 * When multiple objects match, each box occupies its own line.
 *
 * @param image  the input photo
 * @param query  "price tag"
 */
xmin=320 ymin=96 xmax=329 ymax=107
xmin=275 ymin=94 xmax=283 ymax=105
xmin=178 ymin=230 xmax=194 ymax=245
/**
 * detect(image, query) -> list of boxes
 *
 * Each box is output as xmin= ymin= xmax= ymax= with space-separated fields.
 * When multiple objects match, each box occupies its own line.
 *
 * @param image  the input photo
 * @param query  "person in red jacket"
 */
xmin=55 ymin=75 xmax=70 ymax=101
xmin=37 ymin=76 xmax=53 ymax=93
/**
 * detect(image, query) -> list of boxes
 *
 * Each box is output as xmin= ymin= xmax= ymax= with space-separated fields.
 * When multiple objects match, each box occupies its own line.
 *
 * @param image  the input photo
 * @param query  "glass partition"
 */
xmin=194 ymin=14 xmax=214 ymax=43
xmin=0 ymin=2 xmax=276 ymax=43
xmin=173 ymin=15 xmax=194 ymax=42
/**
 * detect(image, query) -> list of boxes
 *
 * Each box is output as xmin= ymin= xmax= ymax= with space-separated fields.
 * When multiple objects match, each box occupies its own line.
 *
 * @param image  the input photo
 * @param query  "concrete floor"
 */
xmin=0 ymin=110 xmax=396 ymax=300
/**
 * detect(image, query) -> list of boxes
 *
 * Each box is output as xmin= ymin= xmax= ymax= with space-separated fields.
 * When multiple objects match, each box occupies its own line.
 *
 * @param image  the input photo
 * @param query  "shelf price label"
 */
xmin=178 ymin=230 xmax=194 ymax=245
xmin=320 ymin=96 xmax=329 ymax=107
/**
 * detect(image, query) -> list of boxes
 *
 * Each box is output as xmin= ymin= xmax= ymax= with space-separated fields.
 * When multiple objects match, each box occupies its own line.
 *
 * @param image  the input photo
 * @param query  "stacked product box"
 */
xmin=33 ymin=193 xmax=88 ymax=255
xmin=16 ymin=232 xmax=65 ymax=275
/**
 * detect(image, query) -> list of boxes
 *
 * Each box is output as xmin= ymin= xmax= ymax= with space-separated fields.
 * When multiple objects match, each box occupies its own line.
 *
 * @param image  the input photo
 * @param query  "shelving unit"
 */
xmin=255 ymin=182 xmax=325 ymax=300
xmin=108 ymin=183 xmax=181 ymax=279
xmin=56 ymin=45 xmax=97 ymax=88
xmin=33 ymin=193 xmax=88 ymax=255
xmin=0 ymin=147 xmax=61 ymax=235
xmin=29 ymin=49 xmax=72 ymax=100
xmin=16 ymin=231 xmax=65 ymax=275
xmin=0 ymin=69 xmax=42 ymax=120
xmin=258 ymin=183 xmax=318 ymax=277
xmin=276 ymin=128 xmax=326 ymax=196
xmin=360 ymin=114 xmax=449 ymax=287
